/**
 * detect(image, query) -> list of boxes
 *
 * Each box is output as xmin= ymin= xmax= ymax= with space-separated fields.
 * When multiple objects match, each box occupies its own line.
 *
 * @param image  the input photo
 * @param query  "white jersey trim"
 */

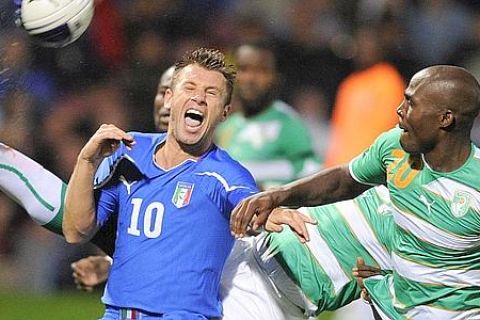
xmin=195 ymin=172 xmax=253 ymax=193
xmin=334 ymin=200 xmax=392 ymax=270
xmin=392 ymin=204 xmax=480 ymax=250
xmin=348 ymin=159 xmax=380 ymax=187
xmin=393 ymin=253 xmax=480 ymax=287
xmin=299 ymin=207 xmax=350 ymax=294
xmin=405 ymin=305 xmax=480 ymax=320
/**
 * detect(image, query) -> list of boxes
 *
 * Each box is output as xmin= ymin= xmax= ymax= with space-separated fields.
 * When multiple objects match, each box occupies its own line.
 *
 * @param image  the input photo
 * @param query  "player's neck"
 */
xmin=155 ymin=137 xmax=201 ymax=169
xmin=423 ymin=139 xmax=471 ymax=172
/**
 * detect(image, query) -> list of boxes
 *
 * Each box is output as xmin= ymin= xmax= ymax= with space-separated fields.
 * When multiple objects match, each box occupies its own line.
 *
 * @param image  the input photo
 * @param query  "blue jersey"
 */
xmin=93 ymin=132 xmax=258 ymax=317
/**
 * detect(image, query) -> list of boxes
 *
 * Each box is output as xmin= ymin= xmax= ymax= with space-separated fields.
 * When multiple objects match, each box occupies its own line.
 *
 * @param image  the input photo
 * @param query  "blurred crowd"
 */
xmin=1 ymin=0 xmax=480 ymax=296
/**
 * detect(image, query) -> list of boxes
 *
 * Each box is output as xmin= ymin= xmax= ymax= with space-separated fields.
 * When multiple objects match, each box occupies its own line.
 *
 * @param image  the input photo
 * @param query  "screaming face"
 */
xmin=164 ymin=64 xmax=230 ymax=155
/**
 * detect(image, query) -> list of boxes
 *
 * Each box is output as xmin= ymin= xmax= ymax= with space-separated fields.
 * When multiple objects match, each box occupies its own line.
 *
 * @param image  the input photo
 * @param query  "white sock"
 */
xmin=0 ymin=143 xmax=65 ymax=234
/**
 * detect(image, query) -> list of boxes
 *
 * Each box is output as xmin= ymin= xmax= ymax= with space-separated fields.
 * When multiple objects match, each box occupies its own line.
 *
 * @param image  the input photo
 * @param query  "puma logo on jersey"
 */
xmin=419 ymin=195 xmax=435 ymax=215
xmin=119 ymin=175 xmax=137 ymax=195
xmin=377 ymin=204 xmax=394 ymax=216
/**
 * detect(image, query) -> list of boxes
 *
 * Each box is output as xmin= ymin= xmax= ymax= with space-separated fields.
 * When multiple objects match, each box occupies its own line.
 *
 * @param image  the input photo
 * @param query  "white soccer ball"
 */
xmin=20 ymin=0 xmax=94 ymax=48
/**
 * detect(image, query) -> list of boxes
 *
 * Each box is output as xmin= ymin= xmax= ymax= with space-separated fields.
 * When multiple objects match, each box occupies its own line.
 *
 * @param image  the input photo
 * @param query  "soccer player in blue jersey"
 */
xmin=62 ymin=48 xmax=259 ymax=320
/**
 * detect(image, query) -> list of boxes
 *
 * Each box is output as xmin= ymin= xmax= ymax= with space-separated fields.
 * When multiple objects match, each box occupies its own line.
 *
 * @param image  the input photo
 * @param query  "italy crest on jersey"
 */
xmin=172 ymin=181 xmax=194 ymax=208
xmin=451 ymin=190 xmax=472 ymax=218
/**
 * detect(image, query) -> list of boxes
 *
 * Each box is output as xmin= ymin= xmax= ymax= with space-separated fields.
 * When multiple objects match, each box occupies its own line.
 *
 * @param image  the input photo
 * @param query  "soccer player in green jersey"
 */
xmin=215 ymin=42 xmax=321 ymax=189
xmin=232 ymin=65 xmax=480 ymax=320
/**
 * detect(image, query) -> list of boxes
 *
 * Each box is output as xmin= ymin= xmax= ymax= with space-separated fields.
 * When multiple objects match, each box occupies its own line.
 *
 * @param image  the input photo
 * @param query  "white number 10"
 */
xmin=127 ymin=198 xmax=165 ymax=238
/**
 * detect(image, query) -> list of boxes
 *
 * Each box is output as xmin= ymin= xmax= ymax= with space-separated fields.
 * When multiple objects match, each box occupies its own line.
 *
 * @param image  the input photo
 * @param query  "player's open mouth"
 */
xmin=185 ymin=109 xmax=204 ymax=128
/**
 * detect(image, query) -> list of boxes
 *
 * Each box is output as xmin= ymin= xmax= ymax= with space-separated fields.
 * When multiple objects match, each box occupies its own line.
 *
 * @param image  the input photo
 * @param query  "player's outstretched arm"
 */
xmin=230 ymin=165 xmax=369 ymax=237
xmin=71 ymin=255 xmax=111 ymax=291
xmin=0 ymin=143 xmax=66 ymax=235
xmin=63 ymin=124 xmax=135 ymax=243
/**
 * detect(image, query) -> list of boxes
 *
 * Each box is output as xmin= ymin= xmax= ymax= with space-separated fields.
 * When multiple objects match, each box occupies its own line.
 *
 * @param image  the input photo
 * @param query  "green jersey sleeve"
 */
xmin=349 ymin=127 xmax=402 ymax=186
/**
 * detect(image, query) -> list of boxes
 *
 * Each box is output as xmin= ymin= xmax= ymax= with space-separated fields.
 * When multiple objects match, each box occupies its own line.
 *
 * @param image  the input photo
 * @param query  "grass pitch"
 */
xmin=0 ymin=290 xmax=334 ymax=320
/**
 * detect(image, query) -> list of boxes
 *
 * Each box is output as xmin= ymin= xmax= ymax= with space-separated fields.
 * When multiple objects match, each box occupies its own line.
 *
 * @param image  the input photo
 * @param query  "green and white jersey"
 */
xmin=266 ymin=186 xmax=394 ymax=314
xmin=215 ymin=100 xmax=321 ymax=188
xmin=350 ymin=127 xmax=480 ymax=319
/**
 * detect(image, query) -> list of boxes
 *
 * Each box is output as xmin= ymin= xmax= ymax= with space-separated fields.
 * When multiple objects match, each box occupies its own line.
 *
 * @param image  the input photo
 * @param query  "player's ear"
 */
xmin=221 ymin=104 xmax=231 ymax=121
xmin=440 ymin=109 xmax=454 ymax=128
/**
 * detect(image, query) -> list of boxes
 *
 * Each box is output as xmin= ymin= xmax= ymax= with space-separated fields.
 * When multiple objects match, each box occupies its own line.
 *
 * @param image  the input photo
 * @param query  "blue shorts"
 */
xmin=99 ymin=305 xmax=219 ymax=320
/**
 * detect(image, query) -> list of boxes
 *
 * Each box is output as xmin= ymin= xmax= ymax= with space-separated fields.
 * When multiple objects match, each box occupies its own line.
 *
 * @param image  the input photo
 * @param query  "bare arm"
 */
xmin=63 ymin=124 xmax=134 ymax=244
xmin=230 ymin=165 xmax=370 ymax=236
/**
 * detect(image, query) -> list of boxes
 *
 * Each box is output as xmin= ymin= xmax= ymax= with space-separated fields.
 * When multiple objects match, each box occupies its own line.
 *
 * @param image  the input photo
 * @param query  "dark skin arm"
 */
xmin=230 ymin=165 xmax=370 ymax=237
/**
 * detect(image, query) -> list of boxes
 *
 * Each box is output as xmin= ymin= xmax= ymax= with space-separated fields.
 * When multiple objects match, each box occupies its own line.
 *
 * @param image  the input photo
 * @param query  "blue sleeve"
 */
xmin=225 ymin=169 xmax=258 ymax=214
xmin=95 ymin=184 xmax=118 ymax=227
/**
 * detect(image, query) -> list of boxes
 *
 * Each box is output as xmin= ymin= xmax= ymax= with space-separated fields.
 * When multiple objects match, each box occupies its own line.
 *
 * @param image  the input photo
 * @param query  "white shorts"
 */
xmin=220 ymin=237 xmax=308 ymax=320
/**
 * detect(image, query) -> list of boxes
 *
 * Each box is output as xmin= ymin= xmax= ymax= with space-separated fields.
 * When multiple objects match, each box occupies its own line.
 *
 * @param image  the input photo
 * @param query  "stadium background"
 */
xmin=1 ymin=0 xmax=480 ymax=319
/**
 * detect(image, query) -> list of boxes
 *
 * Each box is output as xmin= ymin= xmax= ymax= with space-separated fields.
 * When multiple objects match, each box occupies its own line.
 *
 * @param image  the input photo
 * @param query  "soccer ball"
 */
xmin=20 ymin=0 xmax=94 ymax=48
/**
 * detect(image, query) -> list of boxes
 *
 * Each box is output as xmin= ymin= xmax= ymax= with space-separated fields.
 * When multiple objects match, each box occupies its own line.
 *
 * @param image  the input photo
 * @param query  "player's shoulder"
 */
xmin=465 ymin=144 xmax=480 ymax=175
xmin=124 ymin=131 xmax=165 ymax=157
xmin=268 ymin=100 xmax=310 ymax=133
xmin=371 ymin=127 xmax=403 ymax=151
xmin=200 ymin=146 xmax=255 ymax=180
xmin=270 ymin=100 xmax=301 ymax=120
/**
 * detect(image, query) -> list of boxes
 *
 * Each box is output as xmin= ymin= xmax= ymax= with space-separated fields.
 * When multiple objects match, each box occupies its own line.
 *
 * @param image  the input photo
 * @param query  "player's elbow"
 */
xmin=62 ymin=210 xmax=96 ymax=244
xmin=63 ymin=223 xmax=88 ymax=244
xmin=63 ymin=230 xmax=85 ymax=244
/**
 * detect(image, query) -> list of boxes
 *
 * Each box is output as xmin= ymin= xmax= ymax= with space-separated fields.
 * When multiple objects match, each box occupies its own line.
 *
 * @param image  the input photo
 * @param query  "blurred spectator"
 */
xmin=325 ymin=25 xmax=405 ymax=167
xmin=41 ymin=81 xmax=130 ymax=179
xmin=215 ymin=42 xmax=321 ymax=189
xmin=0 ymin=89 xmax=35 ymax=154
xmin=0 ymin=30 xmax=57 ymax=110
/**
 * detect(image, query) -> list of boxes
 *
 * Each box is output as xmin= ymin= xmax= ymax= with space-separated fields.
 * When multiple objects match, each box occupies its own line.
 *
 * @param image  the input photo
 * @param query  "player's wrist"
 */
xmin=76 ymin=153 xmax=102 ymax=170
xmin=267 ymin=187 xmax=290 ymax=207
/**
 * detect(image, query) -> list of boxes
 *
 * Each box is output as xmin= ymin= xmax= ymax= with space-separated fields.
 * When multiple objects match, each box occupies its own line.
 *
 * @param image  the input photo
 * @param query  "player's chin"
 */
xmin=179 ymin=129 xmax=209 ymax=146
xmin=400 ymin=135 xmax=420 ymax=154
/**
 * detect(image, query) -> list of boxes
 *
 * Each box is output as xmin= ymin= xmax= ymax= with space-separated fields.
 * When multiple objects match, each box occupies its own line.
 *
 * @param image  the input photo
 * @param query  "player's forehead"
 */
xmin=406 ymin=69 xmax=436 ymax=98
xmin=175 ymin=64 xmax=227 ymax=91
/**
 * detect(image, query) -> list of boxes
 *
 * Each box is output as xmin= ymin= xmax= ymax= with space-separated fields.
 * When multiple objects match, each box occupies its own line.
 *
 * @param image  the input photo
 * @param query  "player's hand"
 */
xmin=265 ymin=208 xmax=317 ymax=243
xmin=352 ymin=257 xmax=381 ymax=303
xmin=79 ymin=124 xmax=135 ymax=165
xmin=230 ymin=190 xmax=282 ymax=238
xmin=71 ymin=255 xmax=112 ymax=292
